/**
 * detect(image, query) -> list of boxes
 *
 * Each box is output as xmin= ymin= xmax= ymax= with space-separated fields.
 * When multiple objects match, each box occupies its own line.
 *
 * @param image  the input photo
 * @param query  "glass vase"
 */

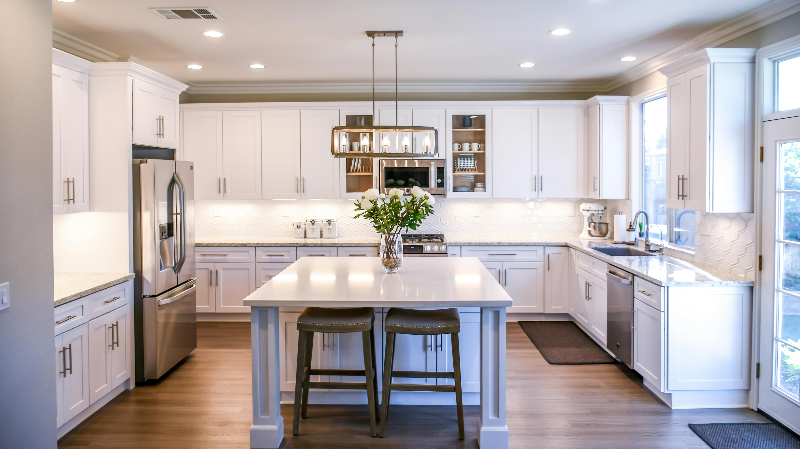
xmin=380 ymin=233 xmax=403 ymax=274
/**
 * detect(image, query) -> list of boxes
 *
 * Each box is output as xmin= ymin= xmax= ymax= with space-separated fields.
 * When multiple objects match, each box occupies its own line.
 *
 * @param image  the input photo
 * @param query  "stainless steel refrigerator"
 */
xmin=133 ymin=159 xmax=197 ymax=382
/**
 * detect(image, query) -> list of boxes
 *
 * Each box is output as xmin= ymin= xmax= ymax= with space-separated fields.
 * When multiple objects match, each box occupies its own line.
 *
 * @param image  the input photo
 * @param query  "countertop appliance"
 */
xmin=402 ymin=233 xmax=448 ymax=256
xmin=606 ymin=268 xmax=634 ymax=368
xmin=579 ymin=202 xmax=608 ymax=240
xmin=133 ymin=159 xmax=197 ymax=382
xmin=380 ymin=159 xmax=445 ymax=196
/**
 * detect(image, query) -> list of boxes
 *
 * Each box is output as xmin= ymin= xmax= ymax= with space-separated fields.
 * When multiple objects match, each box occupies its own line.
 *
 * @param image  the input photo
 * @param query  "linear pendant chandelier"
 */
xmin=331 ymin=31 xmax=439 ymax=158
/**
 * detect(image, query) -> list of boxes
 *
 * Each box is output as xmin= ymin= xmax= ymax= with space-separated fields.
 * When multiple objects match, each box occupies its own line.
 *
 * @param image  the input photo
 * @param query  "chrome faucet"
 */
xmin=632 ymin=210 xmax=663 ymax=253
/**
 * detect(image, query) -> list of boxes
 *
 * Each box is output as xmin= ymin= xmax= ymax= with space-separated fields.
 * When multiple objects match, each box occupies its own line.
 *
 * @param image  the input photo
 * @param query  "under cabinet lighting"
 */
xmin=187 ymin=64 xmax=203 ymax=70
xmin=620 ymin=56 xmax=637 ymax=62
xmin=204 ymin=31 xmax=224 ymax=38
xmin=519 ymin=62 xmax=535 ymax=68
xmin=250 ymin=64 xmax=265 ymax=69
xmin=549 ymin=28 xmax=571 ymax=36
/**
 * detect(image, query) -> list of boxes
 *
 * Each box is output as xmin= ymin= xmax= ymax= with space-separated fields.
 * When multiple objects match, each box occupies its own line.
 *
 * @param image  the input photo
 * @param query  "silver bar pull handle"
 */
xmin=503 ymin=269 xmax=507 ymax=286
xmin=59 ymin=348 xmax=67 ymax=377
xmin=64 ymin=179 xmax=70 ymax=203
xmin=66 ymin=344 xmax=73 ymax=375
xmin=547 ymin=254 xmax=550 ymax=271
xmin=302 ymin=177 xmax=305 ymax=194
xmin=108 ymin=324 xmax=115 ymax=349
xmin=638 ymin=289 xmax=652 ymax=297
xmin=56 ymin=315 xmax=76 ymax=325
xmin=200 ymin=253 xmax=229 ymax=257
xmin=113 ymin=321 xmax=119 ymax=349
xmin=209 ymin=270 xmax=213 ymax=286
xmin=540 ymin=175 xmax=543 ymax=192
xmin=216 ymin=269 xmax=219 ymax=287
xmin=103 ymin=296 xmax=121 ymax=304
xmin=219 ymin=178 xmax=221 ymax=194
xmin=587 ymin=282 xmax=592 ymax=300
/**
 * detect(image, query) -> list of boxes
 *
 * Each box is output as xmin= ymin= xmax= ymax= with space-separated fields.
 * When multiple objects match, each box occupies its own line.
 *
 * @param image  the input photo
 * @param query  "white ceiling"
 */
xmin=53 ymin=0 xmax=775 ymax=89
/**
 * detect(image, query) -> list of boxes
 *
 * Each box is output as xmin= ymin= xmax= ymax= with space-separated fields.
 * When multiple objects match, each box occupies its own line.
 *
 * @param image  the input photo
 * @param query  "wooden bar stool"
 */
xmin=379 ymin=307 xmax=464 ymax=439
xmin=293 ymin=307 xmax=379 ymax=437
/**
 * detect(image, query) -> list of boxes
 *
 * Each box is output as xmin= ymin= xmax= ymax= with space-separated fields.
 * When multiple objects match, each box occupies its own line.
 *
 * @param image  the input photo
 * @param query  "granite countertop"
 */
xmin=446 ymin=235 xmax=573 ymax=246
xmin=55 ymin=273 xmax=135 ymax=308
xmin=196 ymin=236 xmax=381 ymax=247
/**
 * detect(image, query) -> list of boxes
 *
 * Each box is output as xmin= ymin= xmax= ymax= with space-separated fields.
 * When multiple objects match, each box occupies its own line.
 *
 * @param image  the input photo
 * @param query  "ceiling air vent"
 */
xmin=150 ymin=7 xmax=222 ymax=20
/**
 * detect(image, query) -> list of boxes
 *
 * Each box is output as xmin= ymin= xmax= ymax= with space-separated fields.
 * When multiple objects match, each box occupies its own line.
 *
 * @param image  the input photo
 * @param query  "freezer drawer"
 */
xmin=141 ymin=280 xmax=197 ymax=381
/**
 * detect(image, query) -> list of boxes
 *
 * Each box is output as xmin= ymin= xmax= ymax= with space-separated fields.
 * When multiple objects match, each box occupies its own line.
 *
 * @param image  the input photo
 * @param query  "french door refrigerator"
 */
xmin=133 ymin=159 xmax=197 ymax=382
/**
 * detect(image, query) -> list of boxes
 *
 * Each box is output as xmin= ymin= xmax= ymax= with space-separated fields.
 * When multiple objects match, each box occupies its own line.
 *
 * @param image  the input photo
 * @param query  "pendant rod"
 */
xmin=372 ymin=35 xmax=375 ymax=120
xmin=395 ymin=33 xmax=398 ymax=128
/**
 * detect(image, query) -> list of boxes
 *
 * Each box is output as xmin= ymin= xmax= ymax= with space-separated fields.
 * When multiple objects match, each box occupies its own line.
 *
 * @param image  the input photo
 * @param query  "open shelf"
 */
xmin=453 ymin=172 xmax=485 ymax=175
xmin=346 ymin=172 xmax=373 ymax=176
xmin=453 ymin=128 xmax=486 ymax=132
xmin=453 ymin=150 xmax=485 ymax=154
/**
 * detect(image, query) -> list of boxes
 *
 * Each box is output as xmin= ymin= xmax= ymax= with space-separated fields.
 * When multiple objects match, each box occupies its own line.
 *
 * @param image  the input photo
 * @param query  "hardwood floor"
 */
xmin=57 ymin=322 xmax=769 ymax=449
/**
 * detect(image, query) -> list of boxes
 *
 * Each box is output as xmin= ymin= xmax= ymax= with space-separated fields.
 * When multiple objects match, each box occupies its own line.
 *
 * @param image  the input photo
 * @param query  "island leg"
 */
xmin=478 ymin=306 xmax=508 ymax=449
xmin=250 ymin=307 xmax=284 ymax=448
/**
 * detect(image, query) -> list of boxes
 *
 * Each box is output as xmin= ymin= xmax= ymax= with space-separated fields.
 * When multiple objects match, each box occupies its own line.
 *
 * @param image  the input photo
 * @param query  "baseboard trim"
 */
xmin=57 ymin=378 xmax=131 ymax=440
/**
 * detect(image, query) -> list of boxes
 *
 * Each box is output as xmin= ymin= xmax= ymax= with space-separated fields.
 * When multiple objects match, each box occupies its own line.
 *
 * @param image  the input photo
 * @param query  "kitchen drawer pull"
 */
xmin=349 ymin=254 xmax=367 ymax=257
xmin=265 ymin=254 xmax=285 ymax=257
xmin=488 ymin=253 xmax=517 ymax=256
xmin=307 ymin=254 xmax=326 ymax=257
xmin=103 ymin=296 xmax=121 ymax=304
xmin=638 ymin=289 xmax=652 ymax=297
xmin=55 ymin=315 xmax=76 ymax=325
xmin=200 ymin=253 xmax=229 ymax=256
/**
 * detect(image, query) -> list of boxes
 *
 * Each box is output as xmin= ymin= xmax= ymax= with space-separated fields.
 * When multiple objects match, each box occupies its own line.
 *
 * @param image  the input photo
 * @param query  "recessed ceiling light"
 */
xmin=549 ymin=28 xmax=571 ymax=36
xmin=620 ymin=56 xmax=637 ymax=62
xmin=187 ymin=64 xmax=203 ymax=70
xmin=519 ymin=62 xmax=535 ymax=68
xmin=203 ymin=31 xmax=224 ymax=38
xmin=250 ymin=64 xmax=265 ymax=69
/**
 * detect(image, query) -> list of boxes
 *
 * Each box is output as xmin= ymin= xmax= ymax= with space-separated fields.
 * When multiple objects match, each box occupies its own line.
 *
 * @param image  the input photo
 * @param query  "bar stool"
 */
xmin=379 ymin=307 xmax=464 ymax=439
xmin=293 ymin=307 xmax=379 ymax=437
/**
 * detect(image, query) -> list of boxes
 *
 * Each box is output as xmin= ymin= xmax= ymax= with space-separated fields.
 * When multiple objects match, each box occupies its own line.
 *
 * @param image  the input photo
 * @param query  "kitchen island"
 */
xmin=244 ymin=257 xmax=513 ymax=449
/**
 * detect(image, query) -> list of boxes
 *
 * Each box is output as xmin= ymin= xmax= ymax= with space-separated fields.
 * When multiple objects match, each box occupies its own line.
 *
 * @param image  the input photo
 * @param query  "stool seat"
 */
xmin=384 ymin=307 xmax=460 ymax=335
xmin=297 ymin=307 xmax=375 ymax=332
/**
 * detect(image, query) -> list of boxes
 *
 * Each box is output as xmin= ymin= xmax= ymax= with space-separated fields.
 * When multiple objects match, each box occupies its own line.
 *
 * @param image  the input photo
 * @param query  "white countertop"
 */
xmin=196 ymin=236 xmax=381 ymax=247
xmin=244 ymin=257 xmax=513 ymax=307
xmin=55 ymin=272 xmax=135 ymax=308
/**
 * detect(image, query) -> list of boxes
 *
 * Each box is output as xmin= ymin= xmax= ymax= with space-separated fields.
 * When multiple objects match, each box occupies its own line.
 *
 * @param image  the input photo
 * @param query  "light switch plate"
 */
xmin=0 ymin=282 xmax=9 ymax=311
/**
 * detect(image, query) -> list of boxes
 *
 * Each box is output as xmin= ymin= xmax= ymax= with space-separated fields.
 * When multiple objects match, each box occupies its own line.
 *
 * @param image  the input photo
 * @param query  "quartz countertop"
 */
xmin=196 ymin=236 xmax=381 ymax=247
xmin=446 ymin=235 xmax=574 ymax=246
xmin=244 ymin=257 xmax=512 ymax=308
xmin=55 ymin=272 xmax=135 ymax=308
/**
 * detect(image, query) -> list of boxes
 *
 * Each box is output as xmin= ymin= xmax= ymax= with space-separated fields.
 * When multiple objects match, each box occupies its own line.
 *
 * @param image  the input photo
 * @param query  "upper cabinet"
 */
xmin=52 ymin=58 xmax=90 ymax=215
xmin=492 ymin=109 xmax=538 ymax=198
xmin=182 ymin=110 xmax=223 ymax=200
xmin=133 ymin=79 xmax=180 ymax=149
xmin=262 ymin=110 xmax=301 ymax=199
xmin=301 ymin=110 xmax=341 ymax=199
xmin=586 ymin=96 xmax=628 ymax=200
xmin=538 ymin=107 xmax=585 ymax=198
xmin=659 ymin=48 xmax=755 ymax=213
xmin=447 ymin=109 xmax=492 ymax=198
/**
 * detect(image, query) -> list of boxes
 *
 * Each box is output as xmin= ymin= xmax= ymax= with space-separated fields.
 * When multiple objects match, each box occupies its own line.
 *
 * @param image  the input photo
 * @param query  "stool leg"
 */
xmin=451 ymin=332 xmax=464 ymax=440
xmin=361 ymin=330 xmax=377 ymax=437
xmin=293 ymin=330 xmax=308 ymax=436
xmin=379 ymin=332 xmax=396 ymax=438
xmin=300 ymin=331 xmax=314 ymax=419
xmin=370 ymin=327 xmax=380 ymax=422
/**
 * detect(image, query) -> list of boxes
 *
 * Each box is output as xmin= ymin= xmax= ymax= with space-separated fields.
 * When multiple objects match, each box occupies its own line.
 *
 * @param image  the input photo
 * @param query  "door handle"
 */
xmin=108 ymin=324 xmax=115 ymax=349
xmin=637 ymin=289 xmax=652 ymax=297
xmin=593 ymin=175 xmax=598 ymax=193
xmin=55 ymin=315 xmax=76 ymax=325
xmin=209 ymin=270 xmax=213 ymax=286
xmin=219 ymin=178 xmax=221 ymax=194
xmin=103 ymin=296 xmax=121 ymax=304
xmin=59 ymin=346 xmax=67 ymax=377
xmin=302 ymin=177 xmax=305 ymax=194
xmin=587 ymin=282 xmax=592 ymax=301
xmin=113 ymin=321 xmax=120 ymax=349
xmin=223 ymin=178 xmax=227 ymax=194
xmin=681 ymin=175 xmax=687 ymax=200
xmin=216 ymin=269 xmax=219 ymax=287
xmin=503 ymin=269 xmax=507 ymax=286
xmin=157 ymin=282 xmax=197 ymax=306
xmin=533 ymin=176 xmax=536 ymax=192
xmin=295 ymin=177 xmax=299 ymax=193
xmin=65 ymin=344 xmax=73 ymax=376
xmin=547 ymin=254 xmax=550 ymax=271
xmin=540 ymin=175 xmax=543 ymax=192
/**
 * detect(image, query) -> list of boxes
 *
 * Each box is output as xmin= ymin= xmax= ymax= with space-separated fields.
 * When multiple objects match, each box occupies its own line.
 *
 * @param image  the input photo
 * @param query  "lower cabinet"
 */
xmin=257 ymin=262 xmax=293 ymax=288
xmin=634 ymin=298 xmax=665 ymax=390
xmin=88 ymin=304 xmax=131 ymax=404
xmin=196 ymin=261 xmax=257 ymax=313
xmin=55 ymin=323 xmax=90 ymax=428
xmin=544 ymin=247 xmax=570 ymax=313
xmin=479 ymin=261 xmax=544 ymax=313
xmin=574 ymin=265 xmax=608 ymax=345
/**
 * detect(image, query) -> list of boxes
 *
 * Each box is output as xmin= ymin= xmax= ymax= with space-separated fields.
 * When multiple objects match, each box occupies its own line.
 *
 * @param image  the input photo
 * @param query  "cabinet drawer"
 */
xmin=575 ymin=251 xmax=608 ymax=280
xmin=297 ymin=247 xmax=338 ymax=258
xmin=255 ymin=247 xmax=297 ymax=263
xmin=256 ymin=262 xmax=293 ymax=288
xmin=196 ymin=246 xmax=256 ymax=263
xmin=87 ymin=283 xmax=130 ymax=318
xmin=447 ymin=245 xmax=461 ymax=257
xmin=634 ymin=277 xmax=663 ymax=311
xmin=55 ymin=303 xmax=85 ymax=335
xmin=461 ymin=246 xmax=544 ymax=262
xmin=338 ymin=246 xmax=378 ymax=257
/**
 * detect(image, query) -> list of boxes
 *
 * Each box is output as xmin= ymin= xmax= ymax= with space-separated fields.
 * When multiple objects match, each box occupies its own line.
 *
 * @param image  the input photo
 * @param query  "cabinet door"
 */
xmin=215 ymin=262 xmax=256 ymax=313
xmin=155 ymin=87 xmax=179 ymax=149
xmin=132 ymin=79 xmax=159 ymax=147
xmin=390 ymin=332 xmax=437 ymax=386
xmin=297 ymin=247 xmax=337 ymax=258
xmin=544 ymin=247 xmax=569 ymax=314
xmin=598 ymin=104 xmax=628 ymax=199
xmin=222 ymin=111 xmax=262 ymax=200
xmin=262 ymin=110 xmax=301 ymax=199
xmin=538 ymin=108 xmax=585 ymax=198
xmin=666 ymin=73 xmax=687 ymax=209
xmin=588 ymin=277 xmax=608 ymax=345
xmin=88 ymin=314 xmax=112 ymax=404
xmin=492 ymin=109 xmax=538 ymax=198
xmin=412 ymin=109 xmax=446 ymax=155
xmin=195 ymin=262 xmax=215 ymax=313
xmin=574 ymin=268 xmax=592 ymax=327
xmin=60 ymin=323 xmax=90 ymax=424
xmin=256 ymin=262 xmax=292 ymax=288
xmin=52 ymin=65 xmax=90 ymax=214
xmin=634 ymin=299 xmax=665 ymax=391
xmin=586 ymin=105 xmax=600 ymax=199
xmin=279 ymin=312 xmax=322 ymax=392
xmin=52 ymin=67 xmax=66 ymax=215
xmin=55 ymin=334 xmax=64 ymax=428
xmin=568 ymin=249 xmax=577 ymax=316
xmin=437 ymin=312 xmax=480 ymax=392
xmin=481 ymin=261 xmax=503 ymax=285
xmin=684 ymin=65 xmax=709 ymax=212
xmin=182 ymin=110 xmax=223 ymax=200
xmin=337 ymin=247 xmax=378 ymax=257
xmin=504 ymin=261 xmax=545 ymax=313
xmin=300 ymin=110 xmax=341 ymax=199
xmin=327 ymin=312 xmax=383 ymax=385
xmin=109 ymin=304 xmax=131 ymax=389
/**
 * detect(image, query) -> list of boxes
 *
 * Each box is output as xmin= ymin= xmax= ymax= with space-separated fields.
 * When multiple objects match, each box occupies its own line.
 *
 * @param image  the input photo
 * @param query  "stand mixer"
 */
xmin=579 ymin=203 xmax=609 ymax=240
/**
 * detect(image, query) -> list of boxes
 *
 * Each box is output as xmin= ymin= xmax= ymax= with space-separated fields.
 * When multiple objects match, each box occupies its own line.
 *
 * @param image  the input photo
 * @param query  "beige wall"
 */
xmin=0 ymin=0 xmax=57 ymax=447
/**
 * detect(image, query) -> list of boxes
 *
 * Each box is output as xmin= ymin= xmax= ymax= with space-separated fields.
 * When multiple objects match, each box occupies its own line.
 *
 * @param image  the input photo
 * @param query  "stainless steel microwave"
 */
xmin=379 ymin=159 xmax=446 ymax=196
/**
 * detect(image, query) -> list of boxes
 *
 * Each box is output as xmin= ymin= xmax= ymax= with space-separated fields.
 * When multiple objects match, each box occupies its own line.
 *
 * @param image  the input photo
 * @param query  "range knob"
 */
xmin=441 ymin=244 xmax=447 ymax=252
xmin=425 ymin=245 xmax=432 ymax=251
xmin=433 ymin=245 xmax=439 ymax=252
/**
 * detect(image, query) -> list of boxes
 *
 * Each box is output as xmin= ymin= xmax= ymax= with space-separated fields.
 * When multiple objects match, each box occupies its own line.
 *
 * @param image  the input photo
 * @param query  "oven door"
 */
xmin=380 ymin=159 xmax=445 ymax=195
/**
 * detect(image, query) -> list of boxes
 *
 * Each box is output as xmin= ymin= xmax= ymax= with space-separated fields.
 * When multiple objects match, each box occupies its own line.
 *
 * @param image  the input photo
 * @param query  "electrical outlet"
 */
xmin=0 ymin=282 xmax=9 ymax=311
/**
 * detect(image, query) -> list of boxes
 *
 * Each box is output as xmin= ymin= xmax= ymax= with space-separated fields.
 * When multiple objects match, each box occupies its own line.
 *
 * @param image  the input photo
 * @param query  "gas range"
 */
xmin=401 ymin=233 xmax=448 ymax=256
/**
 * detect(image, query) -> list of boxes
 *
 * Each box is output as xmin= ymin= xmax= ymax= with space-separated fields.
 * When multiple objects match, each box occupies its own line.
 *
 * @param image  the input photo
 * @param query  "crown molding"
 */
xmin=52 ymin=29 xmax=118 ymax=63
xmin=600 ymin=0 xmax=800 ymax=92
xmin=585 ymin=95 xmax=631 ymax=107
xmin=91 ymin=62 xmax=189 ymax=94
xmin=658 ymin=48 xmax=757 ymax=77
xmin=52 ymin=48 xmax=93 ymax=74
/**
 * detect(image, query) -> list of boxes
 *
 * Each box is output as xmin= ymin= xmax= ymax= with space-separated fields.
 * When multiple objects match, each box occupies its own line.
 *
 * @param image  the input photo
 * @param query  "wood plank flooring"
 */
xmin=57 ymin=322 xmax=770 ymax=449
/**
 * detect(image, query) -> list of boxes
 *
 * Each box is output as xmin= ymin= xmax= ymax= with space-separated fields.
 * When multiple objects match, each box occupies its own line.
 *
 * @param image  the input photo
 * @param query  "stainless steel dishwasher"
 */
xmin=606 ymin=269 xmax=634 ymax=368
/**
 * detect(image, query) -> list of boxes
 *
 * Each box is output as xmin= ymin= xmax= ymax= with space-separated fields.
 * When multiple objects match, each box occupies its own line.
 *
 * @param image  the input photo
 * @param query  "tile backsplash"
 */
xmin=196 ymin=198 xmax=599 ymax=239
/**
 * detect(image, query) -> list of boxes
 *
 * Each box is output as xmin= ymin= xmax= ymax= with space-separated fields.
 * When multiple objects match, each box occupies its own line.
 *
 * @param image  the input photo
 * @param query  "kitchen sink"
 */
xmin=591 ymin=247 xmax=656 ymax=257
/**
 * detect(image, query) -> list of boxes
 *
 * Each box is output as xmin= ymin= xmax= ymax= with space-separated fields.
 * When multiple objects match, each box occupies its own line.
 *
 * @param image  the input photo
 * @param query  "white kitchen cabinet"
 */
xmin=390 ymin=330 xmax=438 ymax=387
xmin=88 ymin=303 xmax=131 ymax=405
xmin=544 ymin=247 xmax=569 ymax=314
xmin=181 ymin=110 xmax=223 ymax=200
xmin=301 ymin=110 xmax=341 ymax=199
xmin=482 ymin=261 xmax=503 ymax=285
xmin=222 ymin=111 xmax=262 ymax=200
xmin=503 ymin=262 xmax=545 ymax=313
xmin=108 ymin=305 xmax=131 ymax=390
xmin=195 ymin=262 xmax=215 ymax=313
xmin=492 ymin=109 xmax=538 ymax=198
xmin=446 ymin=108 xmax=492 ymax=198
xmin=587 ymin=275 xmax=608 ymax=345
xmin=256 ymin=262 xmax=292 ymax=288
xmin=574 ymin=268 xmax=592 ymax=328
xmin=279 ymin=312 xmax=324 ymax=392
xmin=436 ymin=312 xmax=481 ymax=393
xmin=297 ymin=247 xmax=338 ymax=258
xmin=215 ymin=262 xmax=257 ymax=313
xmin=262 ymin=110 xmax=301 ymax=199
xmin=634 ymin=298 xmax=665 ymax=391
xmin=586 ymin=97 xmax=628 ymax=200
xmin=55 ymin=323 xmax=90 ymax=426
xmin=568 ymin=249 xmax=578 ymax=317
xmin=660 ymin=48 xmax=755 ymax=213
xmin=52 ymin=64 xmax=89 ymax=215
xmin=538 ymin=107 xmax=585 ymax=198
xmin=337 ymin=247 xmax=379 ymax=257
xmin=133 ymin=78 xmax=179 ymax=149
xmin=412 ymin=109 xmax=446 ymax=156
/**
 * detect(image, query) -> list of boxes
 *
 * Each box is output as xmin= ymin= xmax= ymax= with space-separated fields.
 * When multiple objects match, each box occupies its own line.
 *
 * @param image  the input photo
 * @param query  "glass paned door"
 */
xmin=760 ymin=115 xmax=800 ymax=433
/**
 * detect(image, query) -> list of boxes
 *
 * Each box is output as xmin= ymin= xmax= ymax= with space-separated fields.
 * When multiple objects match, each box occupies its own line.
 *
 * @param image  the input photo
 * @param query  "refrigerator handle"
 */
xmin=175 ymin=172 xmax=187 ymax=273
